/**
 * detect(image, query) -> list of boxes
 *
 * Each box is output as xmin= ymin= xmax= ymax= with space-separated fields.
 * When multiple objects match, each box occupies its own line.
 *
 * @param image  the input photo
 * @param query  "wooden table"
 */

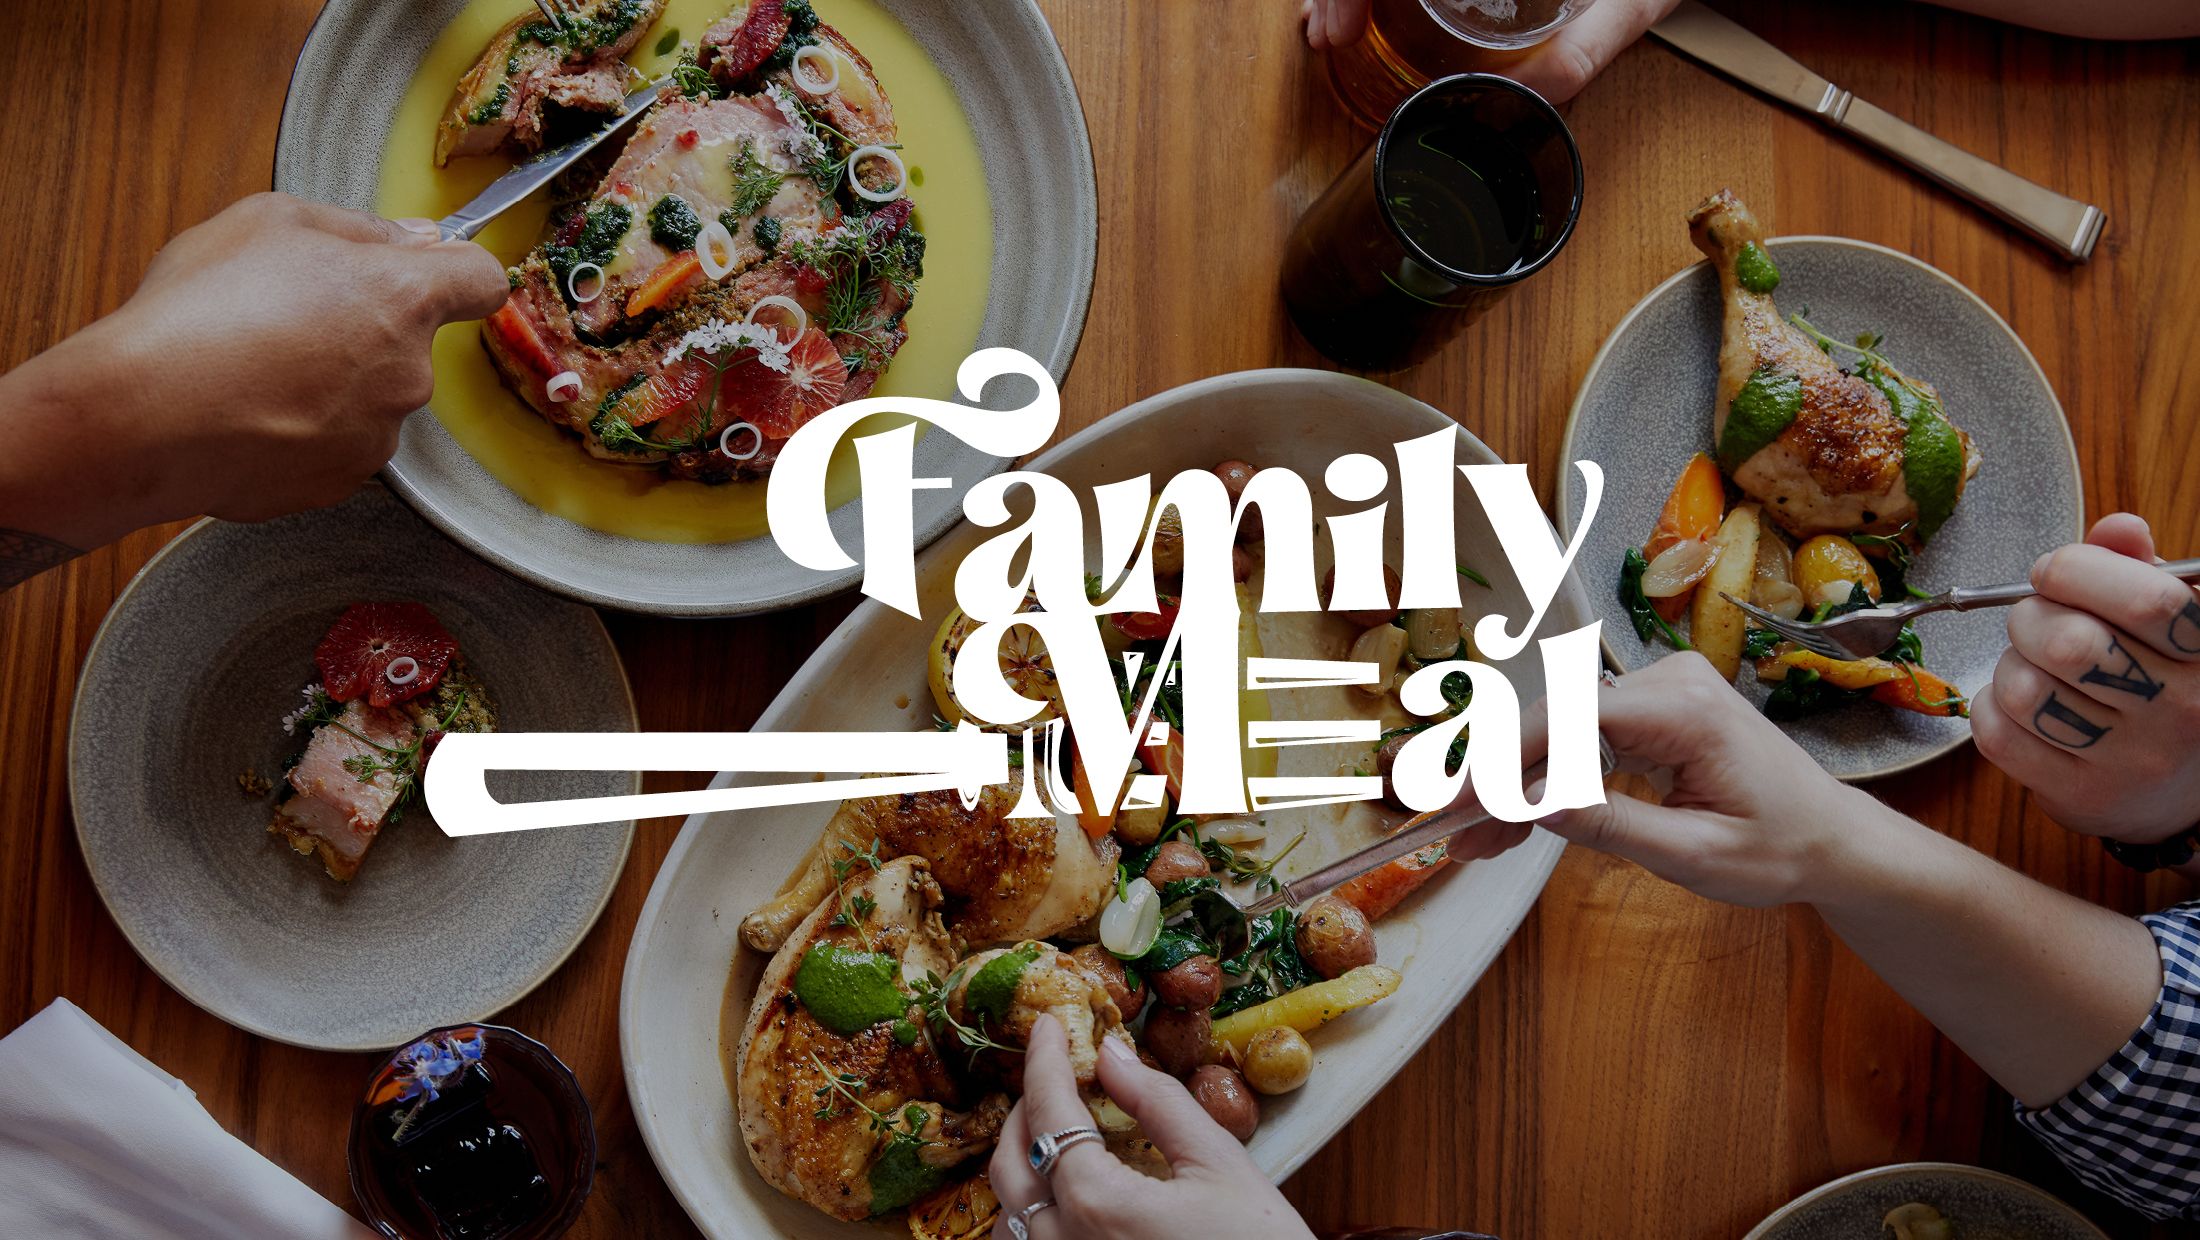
xmin=3 ymin=1 xmax=2194 ymax=1235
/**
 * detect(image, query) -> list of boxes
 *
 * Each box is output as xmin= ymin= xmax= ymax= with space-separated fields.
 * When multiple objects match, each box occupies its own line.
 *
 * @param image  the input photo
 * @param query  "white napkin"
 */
xmin=0 ymin=998 xmax=376 ymax=1240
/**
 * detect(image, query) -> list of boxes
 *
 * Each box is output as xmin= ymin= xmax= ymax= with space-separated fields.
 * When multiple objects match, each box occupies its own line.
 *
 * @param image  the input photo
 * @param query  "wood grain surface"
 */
xmin=1 ymin=1 xmax=2194 ymax=1236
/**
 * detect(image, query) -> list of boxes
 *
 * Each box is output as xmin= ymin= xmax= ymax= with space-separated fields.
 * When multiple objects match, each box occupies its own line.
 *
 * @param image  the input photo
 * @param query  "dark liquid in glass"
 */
xmin=350 ymin=1027 xmax=595 ymax=1240
xmin=1282 ymin=74 xmax=1581 ymax=372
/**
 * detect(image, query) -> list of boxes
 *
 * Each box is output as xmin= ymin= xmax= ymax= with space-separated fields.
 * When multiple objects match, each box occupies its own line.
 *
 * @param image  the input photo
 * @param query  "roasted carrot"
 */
xmin=1070 ymin=755 xmax=1114 ymax=842
xmin=1335 ymin=841 xmax=1452 ymax=921
xmin=1872 ymin=665 xmax=1969 ymax=717
xmin=1642 ymin=452 xmax=1725 ymax=620
xmin=625 ymin=251 xmax=703 ymax=318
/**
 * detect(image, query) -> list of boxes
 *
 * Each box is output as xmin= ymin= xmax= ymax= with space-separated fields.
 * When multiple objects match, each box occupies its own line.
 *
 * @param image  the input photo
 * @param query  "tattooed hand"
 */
xmin=1973 ymin=513 xmax=2200 ymax=842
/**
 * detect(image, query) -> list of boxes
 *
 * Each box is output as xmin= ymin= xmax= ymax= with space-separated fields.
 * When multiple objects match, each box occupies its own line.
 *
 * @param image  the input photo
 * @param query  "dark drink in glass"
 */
xmin=1282 ymin=74 xmax=1582 ymax=373
xmin=349 ymin=1025 xmax=596 ymax=1240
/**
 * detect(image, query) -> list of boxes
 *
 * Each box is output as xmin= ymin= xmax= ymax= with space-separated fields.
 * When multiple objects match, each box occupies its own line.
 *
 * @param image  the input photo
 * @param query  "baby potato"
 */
xmin=1792 ymin=535 xmax=1881 ymax=606
xmin=1069 ymin=943 xmax=1147 ymax=1020
xmin=1240 ymin=1026 xmax=1313 ymax=1095
xmin=1375 ymin=731 xmax=1412 ymax=810
xmin=1295 ymin=895 xmax=1377 ymax=979
xmin=1187 ymin=1065 xmax=1260 ymax=1142
xmin=1140 ymin=1003 xmax=1214 ymax=1077
xmin=1347 ymin=623 xmax=1409 ymax=696
xmin=1150 ymin=505 xmax=1186 ymax=576
xmin=1113 ymin=801 xmax=1169 ymax=848
xmin=1150 ymin=954 xmax=1223 ymax=1010
xmin=1324 ymin=565 xmax=1402 ymax=628
xmin=1213 ymin=460 xmax=1262 ymax=542
xmin=1143 ymin=839 xmax=1209 ymax=887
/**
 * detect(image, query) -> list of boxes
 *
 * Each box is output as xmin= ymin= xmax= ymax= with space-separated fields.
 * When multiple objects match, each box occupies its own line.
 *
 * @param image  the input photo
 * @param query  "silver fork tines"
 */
xmin=532 ymin=0 xmax=573 ymax=30
xmin=1722 ymin=593 xmax=1915 ymax=660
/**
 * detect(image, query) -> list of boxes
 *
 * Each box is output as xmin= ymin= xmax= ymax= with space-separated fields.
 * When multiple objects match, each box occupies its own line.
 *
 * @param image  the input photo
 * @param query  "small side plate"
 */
xmin=1558 ymin=236 xmax=2082 ymax=781
xmin=69 ymin=485 xmax=637 ymax=1051
xmin=1745 ymin=1162 xmax=2107 ymax=1240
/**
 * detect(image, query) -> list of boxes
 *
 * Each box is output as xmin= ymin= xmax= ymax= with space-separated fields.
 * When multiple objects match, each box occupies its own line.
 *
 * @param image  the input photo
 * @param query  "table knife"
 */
xmin=434 ymin=79 xmax=667 ymax=243
xmin=1648 ymin=0 xmax=2105 ymax=262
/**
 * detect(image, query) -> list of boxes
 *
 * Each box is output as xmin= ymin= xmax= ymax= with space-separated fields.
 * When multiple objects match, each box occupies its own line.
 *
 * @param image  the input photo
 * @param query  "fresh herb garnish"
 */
xmin=726 ymin=137 xmax=787 ymax=219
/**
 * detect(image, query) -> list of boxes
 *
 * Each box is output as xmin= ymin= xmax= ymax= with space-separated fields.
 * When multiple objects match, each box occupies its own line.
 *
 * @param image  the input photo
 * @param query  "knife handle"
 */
xmin=1829 ymin=97 xmax=2105 ymax=262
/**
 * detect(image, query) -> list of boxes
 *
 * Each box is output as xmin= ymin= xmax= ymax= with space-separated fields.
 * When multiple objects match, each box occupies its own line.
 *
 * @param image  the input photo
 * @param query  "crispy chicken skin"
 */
xmin=741 ymin=772 xmax=1119 ymax=954
xmin=946 ymin=941 xmax=1132 ymax=1086
xmin=1688 ymin=189 xmax=1979 ymax=539
xmin=735 ymin=856 xmax=1008 ymax=1221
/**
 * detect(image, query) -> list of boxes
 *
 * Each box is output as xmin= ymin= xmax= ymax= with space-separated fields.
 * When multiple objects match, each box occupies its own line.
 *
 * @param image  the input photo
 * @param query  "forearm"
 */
xmin=1810 ymin=791 xmax=2162 ymax=1109
xmin=0 ymin=322 xmax=170 ymax=579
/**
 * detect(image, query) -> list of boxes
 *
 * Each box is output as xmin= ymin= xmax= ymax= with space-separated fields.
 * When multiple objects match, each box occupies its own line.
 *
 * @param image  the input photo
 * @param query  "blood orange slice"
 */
xmin=719 ymin=327 xmax=848 ymax=439
xmin=315 ymin=603 xmax=459 ymax=707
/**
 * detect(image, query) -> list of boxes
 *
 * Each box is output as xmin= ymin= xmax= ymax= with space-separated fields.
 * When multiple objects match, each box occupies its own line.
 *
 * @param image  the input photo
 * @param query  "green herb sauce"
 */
xmin=648 ymin=193 xmax=703 ymax=252
xmin=544 ymin=201 xmax=632 ymax=289
xmin=866 ymin=1136 xmax=945 ymax=1216
xmin=792 ymin=944 xmax=910 ymax=1035
xmin=752 ymin=215 xmax=783 ymax=256
xmin=1734 ymin=241 xmax=1781 ymax=294
xmin=1859 ymin=366 xmax=1963 ymax=542
xmin=1717 ymin=366 xmax=1805 ymax=471
xmin=466 ymin=79 xmax=511 ymax=125
xmin=962 ymin=943 xmax=1040 ymax=1025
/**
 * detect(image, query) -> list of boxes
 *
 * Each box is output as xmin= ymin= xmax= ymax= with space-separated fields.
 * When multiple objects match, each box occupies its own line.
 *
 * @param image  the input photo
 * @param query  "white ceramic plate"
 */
xmin=619 ymin=369 xmax=1594 ymax=1236
xmin=69 ymin=485 xmax=637 ymax=1051
xmin=1559 ymin=237 xmax=2082 ymax=781
xmin=275 ymin=0 xmax=1096 ymax=616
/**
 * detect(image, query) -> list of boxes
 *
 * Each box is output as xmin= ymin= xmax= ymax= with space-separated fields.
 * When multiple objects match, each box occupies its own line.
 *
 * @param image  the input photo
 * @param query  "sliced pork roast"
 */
xmin=436 ymin=0 xmax=669 ymax=166
xmin=478 ymin=2 xmax=925 ymax=483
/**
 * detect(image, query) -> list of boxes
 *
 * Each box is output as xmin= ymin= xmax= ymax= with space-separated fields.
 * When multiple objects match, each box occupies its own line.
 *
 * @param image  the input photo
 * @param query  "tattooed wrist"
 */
xmin=0 ymin=527 xmax=81 ymax=589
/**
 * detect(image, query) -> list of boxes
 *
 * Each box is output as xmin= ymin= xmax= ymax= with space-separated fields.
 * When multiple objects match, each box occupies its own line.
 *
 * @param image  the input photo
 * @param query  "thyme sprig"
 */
xmin=808 ymin=1053 xmax=930 ymax=1152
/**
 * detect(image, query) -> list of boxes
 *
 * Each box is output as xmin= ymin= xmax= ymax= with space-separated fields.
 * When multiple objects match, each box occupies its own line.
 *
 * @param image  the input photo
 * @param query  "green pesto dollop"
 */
xmin=1859 ymin=366 xmax=1963 ymax=541
xmin=793 ymin=944 xmax=909 ymax=1035
xmin=1734 ymin=241 xmax=1781 ymax=294
xmin=648 ymin=194 xmax=703 ymax=252
xmin=867 ymin=1133 xmax=946 ymax=1216
xmin=1717 ymin=366 xmax=1805 ymax=472
xmin=963 ymin=943 xmax=1040 ymax=1026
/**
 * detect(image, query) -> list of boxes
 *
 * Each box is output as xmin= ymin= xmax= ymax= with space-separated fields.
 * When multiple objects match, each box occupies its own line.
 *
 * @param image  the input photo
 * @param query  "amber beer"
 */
xmin=1280 ymin=74 xmax=1583 ymax=372
xmin=1326 ymin=0 xmax=1598 ymax=127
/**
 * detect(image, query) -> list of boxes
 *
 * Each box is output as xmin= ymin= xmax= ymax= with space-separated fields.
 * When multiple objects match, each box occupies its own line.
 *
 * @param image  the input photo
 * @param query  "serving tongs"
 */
xmin=1190 ymin=735 xmax=1616 ymax=957
xmin=1722 ymin=557 xmax=2200 ymax=662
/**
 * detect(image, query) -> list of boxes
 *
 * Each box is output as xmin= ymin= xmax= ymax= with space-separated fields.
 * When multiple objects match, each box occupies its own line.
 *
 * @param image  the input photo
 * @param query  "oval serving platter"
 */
xmin=275 ymin=0 xmax=1096 ymax=616
xmin=69 ymin=484 xmax=637 ymax=1051
xmin=619 ymin=368 xmax=1594 ymax=1237
xmin=1559 ymin=237 xmax=2081 ymax=782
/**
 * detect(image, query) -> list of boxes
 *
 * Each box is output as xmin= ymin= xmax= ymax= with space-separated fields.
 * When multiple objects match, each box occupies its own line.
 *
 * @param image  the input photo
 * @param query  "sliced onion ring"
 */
xmin=695 ymin=219 xmax=738 ymax=281
xmin=742 ymin=294 xmax=808 ymax=345
xmin=791 ymin=44 xmax=839 ymax=94
xmin=719 ymin=421 xmax=764 ymax=461
xmin=1640 ymin=537 xmax=1718 ymax=599
xmin=845 ymin=144 xmax=908 ymax=203
xmin=566 ymin=261 xmax=604 ymax=304
xmin=384 ymin=657 xmax=421 ymax=686
xmin=545 ymin=370 xmax=583 ymax=403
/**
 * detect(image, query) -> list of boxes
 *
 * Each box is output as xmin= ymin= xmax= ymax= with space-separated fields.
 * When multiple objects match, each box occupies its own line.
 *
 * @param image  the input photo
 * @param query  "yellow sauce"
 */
xmin=376 ymin=0 xmax=994 ymax=543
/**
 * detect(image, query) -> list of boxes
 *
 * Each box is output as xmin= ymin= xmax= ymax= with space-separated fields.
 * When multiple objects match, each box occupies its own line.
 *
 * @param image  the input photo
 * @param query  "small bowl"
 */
xmin=348 ymin=1024 xmax=597 ymax=1240
xmin=1745 ymin=1162 xmax=2107 ymax=1240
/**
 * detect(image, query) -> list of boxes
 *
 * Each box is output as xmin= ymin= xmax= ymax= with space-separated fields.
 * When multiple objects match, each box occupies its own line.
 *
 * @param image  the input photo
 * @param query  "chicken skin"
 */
xmin=735 ymin=856 xmax=1009 ymax=1221
xmin=945 ymin=941 xmax=1133 ymax=1086
xmin=1688 ymin=190 xmax=1979 ymax=541
xmin=741 ymin=770 xmax=1119 ymax=954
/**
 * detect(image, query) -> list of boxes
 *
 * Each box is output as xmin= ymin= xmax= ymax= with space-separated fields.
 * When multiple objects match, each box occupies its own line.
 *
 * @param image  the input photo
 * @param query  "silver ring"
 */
xmin=1027 ymin=1125 xmax=1102 ymax=1178
xmin=1598 ymin=667 xmax=1620 ymax=688
xmin=1004 ymin=1197 xmax=1054 ymax=1240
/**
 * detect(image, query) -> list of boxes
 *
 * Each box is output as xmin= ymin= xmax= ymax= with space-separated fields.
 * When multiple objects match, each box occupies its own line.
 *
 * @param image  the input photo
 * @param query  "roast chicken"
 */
xmin=741 ymin=773 xmax=1119 ymax=954
xmin=734 ymin=855 xmax=1009 ymax=1221
xmin=946 ymin=941 xmax=1133 ymax=1086
xmin=1688 ymin=190 xmax=1980 ymax=540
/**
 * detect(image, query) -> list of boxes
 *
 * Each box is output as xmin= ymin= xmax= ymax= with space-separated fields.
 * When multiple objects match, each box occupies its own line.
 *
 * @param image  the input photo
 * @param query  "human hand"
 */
xmin=1300 ymin=0 xmax=1682 ymax=104
xmin=989 ymin=1015 xmax=1314 ymax=1240
xmin=1524 ymin=652 xmax=1886 ymax=907
xmin=0 ymin=192 xmax=506 ymax=548
xmin=1971 ymin=514 xmax=2200 ymax=843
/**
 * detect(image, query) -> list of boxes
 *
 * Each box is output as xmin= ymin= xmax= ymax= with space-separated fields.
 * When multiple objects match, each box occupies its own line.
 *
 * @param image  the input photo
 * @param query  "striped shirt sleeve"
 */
xmin=2014 ymin=899 xmax=2200 ymax=1221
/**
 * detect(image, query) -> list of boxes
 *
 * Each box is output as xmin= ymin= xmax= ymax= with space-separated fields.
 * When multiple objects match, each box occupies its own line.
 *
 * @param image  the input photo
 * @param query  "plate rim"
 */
xmin=65 ymin=489 xmax=641 ymax=1052
xmin=1555 ymin=233 xmax=2085 ymax=782
xmin=1740 ymin=1160 xmax=2109 ymax=1240
xmin=271 ymin=0 xmax=1100 ymax=618
xmin=617 ymin=366 xmax=1573 ymax=1235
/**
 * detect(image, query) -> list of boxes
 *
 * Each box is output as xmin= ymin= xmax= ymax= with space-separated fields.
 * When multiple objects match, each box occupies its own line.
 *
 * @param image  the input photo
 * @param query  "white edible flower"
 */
xmin=281 ymin=683 xmax=328 ymax=735
xmin=665 ymin=319 xmax=793 ymax=372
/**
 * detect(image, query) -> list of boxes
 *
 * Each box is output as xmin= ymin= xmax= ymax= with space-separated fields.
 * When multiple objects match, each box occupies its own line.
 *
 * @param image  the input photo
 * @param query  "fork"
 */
xmin=530 ymin=0 xmax=576 ymax=30
xmin=1722 ymin=557 xmax=2200 ymax=661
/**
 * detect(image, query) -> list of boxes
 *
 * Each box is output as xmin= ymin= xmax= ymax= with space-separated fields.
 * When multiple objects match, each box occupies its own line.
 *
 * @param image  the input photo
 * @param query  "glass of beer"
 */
xmin=1280 ymin=74 xmax=1584 ymax=373
xmin=1325 ymin=0 xmax=1599 ymax=127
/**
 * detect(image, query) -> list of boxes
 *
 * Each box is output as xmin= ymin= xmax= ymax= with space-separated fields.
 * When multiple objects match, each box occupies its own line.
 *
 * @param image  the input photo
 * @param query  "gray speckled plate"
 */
xmin=274 ymin=0 xmax=1095 ymax=616
xmin=1746 ymin=1162 xmax=2107 ymax=1240
xmin=68 ymin=485 xmax=636 ymax=1051
xmin=1559 ymin=237 xmax=2082 ymax=782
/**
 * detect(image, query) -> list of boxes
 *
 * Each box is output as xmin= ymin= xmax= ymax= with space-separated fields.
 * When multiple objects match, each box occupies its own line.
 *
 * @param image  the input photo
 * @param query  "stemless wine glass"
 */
xmin=1281 ymin=74 xmax=1584 ymax=373
xmin=349 ymin=1024 xmax=596 ymax=1240
xmin=1420 ymin=0 xmax=1602 ymax=50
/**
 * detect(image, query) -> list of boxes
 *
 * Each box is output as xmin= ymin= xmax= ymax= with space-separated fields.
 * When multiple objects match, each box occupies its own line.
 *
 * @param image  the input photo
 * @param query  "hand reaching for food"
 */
xmin=1300 ymin=0 xmax=1683 ymax=104
xmin=1971 ymin=513 xmax=2200 ymax=847
xmin=0 ymin=192 xmax=507 ymax=581
xmin=988 ymin=1014 xmax=1316 ymax=1240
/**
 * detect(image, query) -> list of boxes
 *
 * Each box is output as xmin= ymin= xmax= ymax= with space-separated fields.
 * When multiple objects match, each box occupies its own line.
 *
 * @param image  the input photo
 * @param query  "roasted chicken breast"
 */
xmin=1688 ymin=190 xmax=1980 ymax=541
